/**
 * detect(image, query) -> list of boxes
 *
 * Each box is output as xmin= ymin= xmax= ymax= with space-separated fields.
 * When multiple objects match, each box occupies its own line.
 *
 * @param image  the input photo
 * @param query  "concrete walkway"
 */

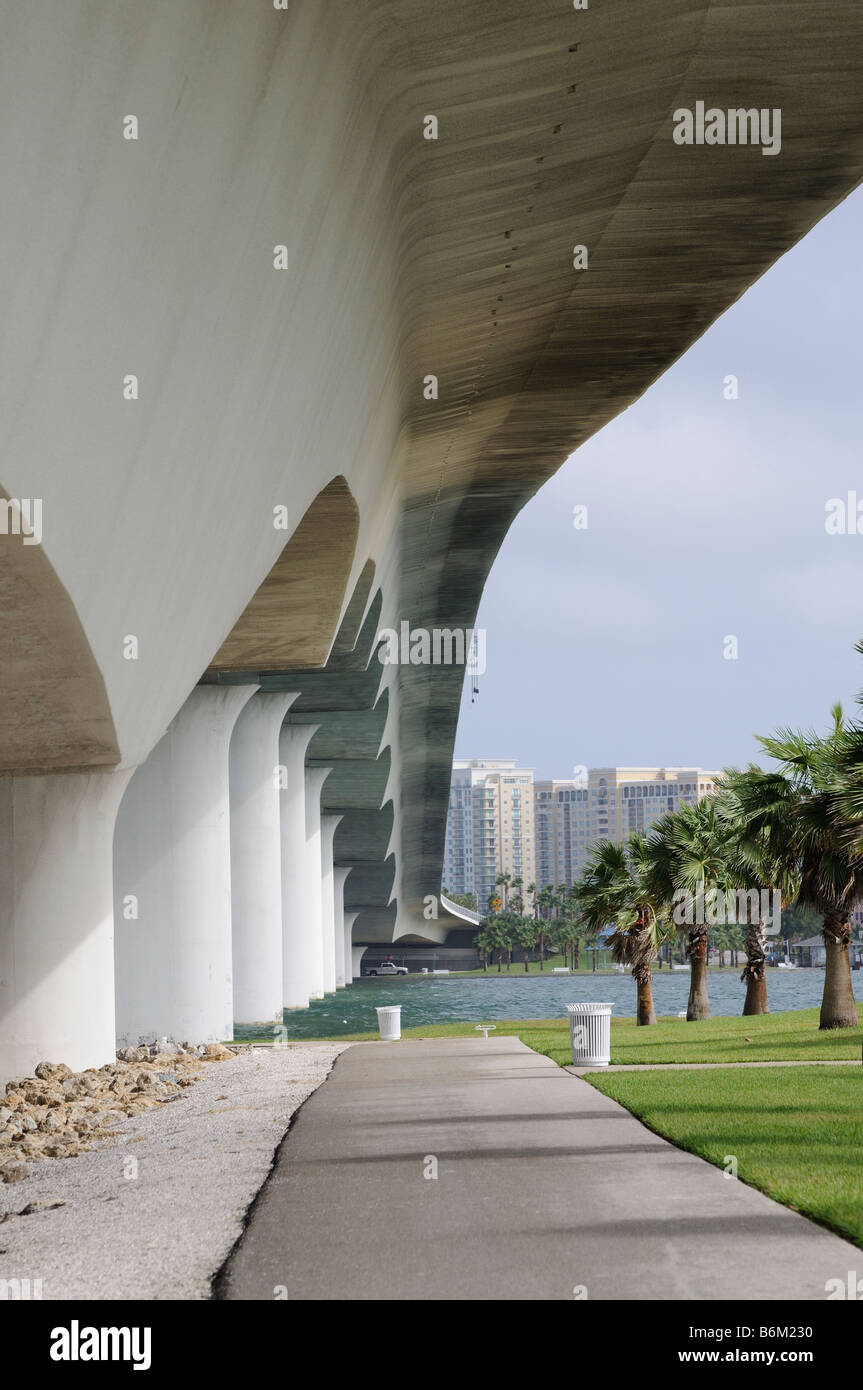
xmin=218 ymin=1037 xmax=860 ymax=1301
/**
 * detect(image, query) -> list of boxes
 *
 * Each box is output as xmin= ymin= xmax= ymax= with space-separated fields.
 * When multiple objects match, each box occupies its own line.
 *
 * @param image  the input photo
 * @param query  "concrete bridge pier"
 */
xmin=333 ymin=868 xmax=352 ymax=987
xmin=229 ymin=692 xmax=298 ymax=1029
xmin=0 ymin=770 xmax=131 ymax=1084
xmin=344 ymin=912 xmax=361 ymax=982
xmin=114 ymin=685 xmax=257 ymax=1046
xmin=278 ymin=724 xmax=319 ymax=1010
xmin=320 ymin=815 xmax=343 ymax=995
xmin=303 ymin=768 xmax=333 ymax=1001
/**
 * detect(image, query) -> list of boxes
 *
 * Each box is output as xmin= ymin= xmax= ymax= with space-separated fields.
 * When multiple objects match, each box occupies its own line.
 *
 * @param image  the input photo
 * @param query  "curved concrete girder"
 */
xmin=349 ymin=903 xmax=450 ymax=948
xmin=394 ymin=928 xmax=450 ymax=947
xmin=389 ymin=1 xmax=863 ymax=932
xmin=344 ymin=859 xmax=396 ymax=915
xmin=329 ymin=581 xmax=387 ymax=671
xmin=312 ymin=752 xmax=392 ymax=815
xmin=210 ymin=477 xmax=359 ymax=673
xmin=299 ymin=702 xmax=389 ymax=765
xmin=334 ymin=805 xmax=394 ymax=867
xmin=350 ymin=903 xmax=397 ymax=947
xmin=0 ymin=495 xmax=119 ymax=774
xmin=331 ymin=559 xmax=377 ymax=657
xmin=259 ymin=592 xmax=388 ymax=709
xmin=256 ymin=660 xmax=385 ymax=715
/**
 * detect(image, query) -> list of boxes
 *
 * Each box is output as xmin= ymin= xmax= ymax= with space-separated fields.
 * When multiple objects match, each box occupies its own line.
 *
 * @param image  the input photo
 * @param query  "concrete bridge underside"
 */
xmin=1 ymin=1 xmax=862 ymax=1077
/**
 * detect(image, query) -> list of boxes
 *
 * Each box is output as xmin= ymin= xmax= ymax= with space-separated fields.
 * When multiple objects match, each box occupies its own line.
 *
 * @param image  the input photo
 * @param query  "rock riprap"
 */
xmin=1 ymin=1044 xmax=236 ymax=1182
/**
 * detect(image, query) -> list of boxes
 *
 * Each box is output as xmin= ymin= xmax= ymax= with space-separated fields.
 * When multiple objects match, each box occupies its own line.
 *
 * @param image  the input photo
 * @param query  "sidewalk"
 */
xmin=218 ymin=1037 xmax=860 ymax=1300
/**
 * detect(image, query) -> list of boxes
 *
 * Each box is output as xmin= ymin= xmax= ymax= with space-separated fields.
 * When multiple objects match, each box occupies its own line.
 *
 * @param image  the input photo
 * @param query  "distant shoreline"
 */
xmin=355 ymin=965 xmax=826 ymax=982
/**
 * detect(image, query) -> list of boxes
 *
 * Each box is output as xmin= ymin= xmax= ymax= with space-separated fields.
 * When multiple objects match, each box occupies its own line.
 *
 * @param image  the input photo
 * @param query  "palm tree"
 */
xmin=561 ymin=916 xmax=589 ymax=972
xmin=485 ymin=917 xmax=510 ymax=972
xmin=565 ymin=884 xmax=584 ymax=967
xmin=495 ymin=871 xmax=512 ymax=911
xmin=474 ymin=922 xmax=492 ymax=972
xmin=513 ymin=915 xmax=537 ymax=972
xmin=755 ymin=707 xmax=863 ymax=1029
xmin=715 ymin=765 xmax=800 ymax=1016
xmin=555 ymin=884 xmax=570 ymax=925
xmin=498 ymin=910 xmax=522 ymax=972
xmin=648 ymin=801 xmax=733 ymax=1021
xmin=537 ymin=884 xmax=555 ymax=960
xmin=574 ymin=836 xmax=670 ymax=1025
xmin=526 ymin=881 xmax=545 ymax=968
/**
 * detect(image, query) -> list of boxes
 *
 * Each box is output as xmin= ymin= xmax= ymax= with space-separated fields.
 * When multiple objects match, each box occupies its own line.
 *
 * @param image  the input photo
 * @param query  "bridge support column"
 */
xmin=344 ymin=911 xmax=361 ymax=981
xmin=320 ymin=815 xmax=343 ymax=994
xmin=114 ymin=685 xmax=257 ymax=1045
xmin=230 ymin=692 xmax=298 ymax=1028
xmin=0 ymin=769 xmax=131 ymax=1084
xmin=279 ymin=724 xmax=320 ymax=1009
xmin=333 ymin=867 xmax=352 ymax=987
xmin=303 ymin=768 xmax=333 ymax=1000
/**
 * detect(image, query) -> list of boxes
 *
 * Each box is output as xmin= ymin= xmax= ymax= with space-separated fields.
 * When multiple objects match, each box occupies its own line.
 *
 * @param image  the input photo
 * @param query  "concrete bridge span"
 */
xmin=1 ymin=1 xmax=862 ymax=1077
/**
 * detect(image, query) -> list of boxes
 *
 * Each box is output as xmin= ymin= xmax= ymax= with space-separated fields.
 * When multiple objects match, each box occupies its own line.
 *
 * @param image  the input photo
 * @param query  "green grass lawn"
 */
xmin=295 ymin=1004 xmax=863 ymax=1063
xmin=447 ymin=954 xmax=750 ymax=976
xmin=450 ymin=954 xmax=608 ymax=976
xmin=585 ymin=1065 xmax=863 ymax=1249
xmin=540 ymin=1006 xmax=863 ymax=1067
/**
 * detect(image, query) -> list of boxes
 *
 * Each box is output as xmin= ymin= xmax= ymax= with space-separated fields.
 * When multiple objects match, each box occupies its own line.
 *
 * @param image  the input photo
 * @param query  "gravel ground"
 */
xmin=0 ymin=1043 xmax=347 ymax=1300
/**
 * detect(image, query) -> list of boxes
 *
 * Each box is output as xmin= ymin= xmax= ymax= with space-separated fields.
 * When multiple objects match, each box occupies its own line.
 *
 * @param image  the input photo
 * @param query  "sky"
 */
xmin=454 ymin=186 xmax=863 ymax=782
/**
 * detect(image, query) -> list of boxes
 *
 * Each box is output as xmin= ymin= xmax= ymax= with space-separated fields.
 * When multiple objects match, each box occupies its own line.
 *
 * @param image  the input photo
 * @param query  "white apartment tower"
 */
xmin=443 ymin=759 xmax=536 ymax=909
xmin=534 ymin=767 xmax=721 ymax=888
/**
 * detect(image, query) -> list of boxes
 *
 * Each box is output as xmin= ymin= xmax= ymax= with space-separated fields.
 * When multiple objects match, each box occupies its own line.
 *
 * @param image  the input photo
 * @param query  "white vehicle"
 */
xmin=367 ymin=961 xmax=408 ymax=976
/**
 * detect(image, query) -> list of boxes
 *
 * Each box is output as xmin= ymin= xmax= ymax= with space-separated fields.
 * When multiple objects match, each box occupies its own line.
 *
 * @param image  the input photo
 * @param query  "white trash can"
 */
xmin=376 ymin=1005 xmax=402 ymax=1041
xmin=566 ymin=1002 xmax=614 ymax=1066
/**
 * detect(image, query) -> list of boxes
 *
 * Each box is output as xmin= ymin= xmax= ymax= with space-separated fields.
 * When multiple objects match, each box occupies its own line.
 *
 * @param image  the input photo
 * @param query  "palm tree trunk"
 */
xmin=523 ymin=949 xmax=529 ymax=973
xmin=496 ymin=951 xmax=502 ymax=973
xmin=634 ymin=964 xmax=657 ymax=1026
xmin=820 ymin=918 xmax=858 ymax=1029
xmin=742 ymin=917 xmax=769 ymax=1015
xmin=686 ymin=931 xmax=711 ymax=1020
xmin=573 ymin=943 xmax=580 ymax=970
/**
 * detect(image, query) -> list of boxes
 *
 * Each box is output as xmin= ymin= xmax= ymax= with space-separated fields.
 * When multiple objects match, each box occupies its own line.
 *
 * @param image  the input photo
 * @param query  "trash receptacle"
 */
xmin=566 ymin=1002 xmax=613 ymax=1066
xmin=376 ymin=1005 xmax=402 ymax=1041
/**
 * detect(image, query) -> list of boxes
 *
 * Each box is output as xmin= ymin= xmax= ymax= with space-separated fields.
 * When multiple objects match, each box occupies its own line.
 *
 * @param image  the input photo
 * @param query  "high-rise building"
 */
xmin=445 ymin=761 xmax=721 ymax=903
xmin=534 ymin=767 xmax=721 ymax=887
xmin=443 ymin=759 xmax=536 ymax=909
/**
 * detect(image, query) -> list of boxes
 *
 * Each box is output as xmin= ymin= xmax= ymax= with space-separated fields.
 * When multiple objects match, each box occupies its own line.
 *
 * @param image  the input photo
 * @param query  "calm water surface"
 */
xmin=234 ymin=967 xmax=863 ymax=1040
